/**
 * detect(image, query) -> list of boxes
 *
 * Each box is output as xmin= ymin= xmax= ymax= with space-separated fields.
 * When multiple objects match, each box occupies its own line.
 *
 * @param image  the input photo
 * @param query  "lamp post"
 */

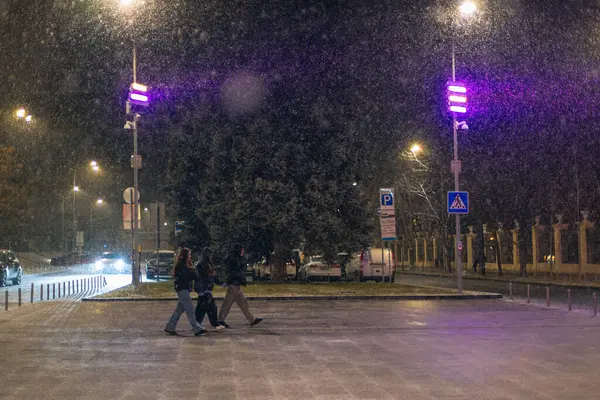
xmin=449 ymin=1 xmax=476 ymax=293
xmin=70 ymin=161 xmax=100 ymax=253
xmin=120 ymin=0 xmax=145 ymax=286
xmin=90 ymin=198 xmax=104 ymax=253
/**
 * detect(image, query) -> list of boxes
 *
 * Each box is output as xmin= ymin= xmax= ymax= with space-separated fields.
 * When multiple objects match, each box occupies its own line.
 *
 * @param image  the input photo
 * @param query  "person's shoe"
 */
xmin=217 ymin=321 xmax=231 ymax=328
xmin=250 ymin=317 xmax=263 ymax=327
xmin=164 ymin=328 xmax=177 ymax=335
xmin=213 ymin=324 xmax=226 ymax=331
xmin=194 ymin=329 xmax=207 ymax=336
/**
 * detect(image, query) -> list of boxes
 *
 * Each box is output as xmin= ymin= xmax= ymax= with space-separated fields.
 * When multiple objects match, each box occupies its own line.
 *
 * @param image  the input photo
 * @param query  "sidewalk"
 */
xmin=1 ymin=297 xmax=599 ymax=399
xmin=400 ymin=265 xmax=600 ymax=289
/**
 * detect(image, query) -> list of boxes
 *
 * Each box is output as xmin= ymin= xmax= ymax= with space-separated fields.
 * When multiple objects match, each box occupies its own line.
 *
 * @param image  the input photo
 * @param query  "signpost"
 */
xmin=379 ymin=188 xmax=396 ymax=282
xmin=175 ymin=221 xmax=184 ymax=236
xmin=447 ymin=191 xmax=469 ymax=214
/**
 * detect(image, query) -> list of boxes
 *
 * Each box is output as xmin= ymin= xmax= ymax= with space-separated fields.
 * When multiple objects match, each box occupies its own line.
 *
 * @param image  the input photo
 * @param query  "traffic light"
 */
xmin=447 ymin=82 xmax=467 ymax=114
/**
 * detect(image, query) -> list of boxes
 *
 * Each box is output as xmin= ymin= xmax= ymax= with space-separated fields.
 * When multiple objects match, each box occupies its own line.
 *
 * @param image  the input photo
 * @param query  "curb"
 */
xmin=400 ymin=271 xmax=600 ymax=291
xmin=82 ymin=293 xmax=502 ymax=302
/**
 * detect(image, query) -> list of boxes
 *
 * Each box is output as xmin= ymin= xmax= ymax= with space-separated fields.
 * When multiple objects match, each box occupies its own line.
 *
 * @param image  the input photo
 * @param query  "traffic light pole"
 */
xmin=452 ymin=40 xmax=463 ymax=294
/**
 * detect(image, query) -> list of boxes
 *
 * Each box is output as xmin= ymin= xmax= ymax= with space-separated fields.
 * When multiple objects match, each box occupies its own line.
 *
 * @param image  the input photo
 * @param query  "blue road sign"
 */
xmin=380 ymin=193 xmax=394 ymax=207
xmin=175 ymin=220 xmax=185 ymax=235
xmin=447 ymin=191 xmax=469 ymax=214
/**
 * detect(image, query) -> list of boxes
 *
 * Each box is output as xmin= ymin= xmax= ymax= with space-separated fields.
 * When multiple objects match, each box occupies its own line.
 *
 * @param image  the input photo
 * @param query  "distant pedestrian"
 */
xmin=218 ymin=244 xmax=263 ymax=328
xmin=194 ymin=247 xmax=226 ymax=331
xmin=164 ymin=247 xmax=206 ymax=336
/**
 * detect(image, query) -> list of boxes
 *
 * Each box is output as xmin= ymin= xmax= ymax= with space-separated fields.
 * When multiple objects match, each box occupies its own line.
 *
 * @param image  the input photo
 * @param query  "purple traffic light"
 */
xmin=447 ymin=82 xmax=467 ymax=114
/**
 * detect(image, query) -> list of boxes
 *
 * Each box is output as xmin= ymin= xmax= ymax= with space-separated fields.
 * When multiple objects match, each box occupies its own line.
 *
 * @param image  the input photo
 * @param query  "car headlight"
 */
xmin=116 ymin=259 xmax=125 ymax=269
xmin=94 ymin=260 xmax=103 ymax=270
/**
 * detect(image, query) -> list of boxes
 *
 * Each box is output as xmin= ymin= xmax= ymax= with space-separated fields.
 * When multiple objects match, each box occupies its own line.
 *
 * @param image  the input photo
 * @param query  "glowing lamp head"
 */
xmin=131 ymin=83 xmax=148 ymax=92
xmin=459 ymin=1 xmax=477 ymax=16
xmin=25 ymin=115 xmax=32 ymax=122
xmin=97 ymin=198 xmax=103 ymax=205
xmin=410 ymin=144 xmax=422 ymax=154
xmin=74 ymin=186 xmax=80 ymax=192
xmin=447 ymin=82 xmax=468 ymax=114
xmin=449 ymin=106 xmax=467 ymax=113
xmin=128 ymin=82 xmax=150 ymax=107
xmin=16 ymin=108 xmax=26 ymax=118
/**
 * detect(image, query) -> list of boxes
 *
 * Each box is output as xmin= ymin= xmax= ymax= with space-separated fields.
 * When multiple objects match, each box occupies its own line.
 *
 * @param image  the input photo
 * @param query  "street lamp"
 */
xmin=90 ymin=198 xmax=105 ymax=253
xmin=449 ymin=1 xmax=476 ymax=294
xmin=70 ymin=161 xmax=101 ymax=253
xmin=410 ymin=144 xmax=422 ymax=155
xmin=119 ymin=0 xmax=146 ymax=287
xmin=15 ymin=108 xmax=26 ymax=119
xmin=459 ymin=1 xmax=477 ymax=16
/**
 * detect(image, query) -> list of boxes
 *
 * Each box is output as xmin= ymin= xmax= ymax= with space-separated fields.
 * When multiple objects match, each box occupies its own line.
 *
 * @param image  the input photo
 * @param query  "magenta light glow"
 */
xmin=448 ymin=95 xmax=467 ymax=103
xmin=448 ymin=85 xmax=467 ymax=93
xmin=449 ymin=106 xmax=467 ymax=113
xmin=129 ymin=93 xmax=149 ymax=102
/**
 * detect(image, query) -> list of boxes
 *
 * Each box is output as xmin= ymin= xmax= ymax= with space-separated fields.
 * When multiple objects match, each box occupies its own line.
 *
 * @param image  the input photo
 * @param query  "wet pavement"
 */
xmin=0 ymin=298 xmax=599 ymax=399
xmin=399 ymin=273 xmax=600 ymax=315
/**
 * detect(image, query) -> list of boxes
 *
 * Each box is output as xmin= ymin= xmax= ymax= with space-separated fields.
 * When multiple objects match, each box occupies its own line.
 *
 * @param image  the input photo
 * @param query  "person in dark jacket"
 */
xmin=194 ymin=247 xmax=226 ymax=330
xmin=164 ymin=247 xmax=206 ymax=336
xmin=217 ymin=244 xmax=262 ymax=327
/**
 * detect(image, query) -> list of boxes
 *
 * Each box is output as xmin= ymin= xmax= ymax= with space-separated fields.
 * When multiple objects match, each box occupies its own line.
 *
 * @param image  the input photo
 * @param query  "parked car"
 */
xmin=251 ymin=259 xmax=297 ymax=281
xmin=0 ymin=250 xmax=22 ymax=286
xmin=298 ymin=255 xmax=341 ymax=282
xmin=50 ymin=252 xmax=97 ymax=266
xmin=345 ymin=248 xmax=395 ymax=282
xmin=94 ymin=252 xmax=129 ymax=274
xmin=145 ymin=250 xmax=176 ymax=279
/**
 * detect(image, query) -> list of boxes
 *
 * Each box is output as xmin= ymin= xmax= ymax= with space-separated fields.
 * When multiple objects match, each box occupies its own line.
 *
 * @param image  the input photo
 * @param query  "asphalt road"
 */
xmin=1 ymin=298 xmax=600 ymax=399
xmin=0 ymin=265 xmax=132 ymax=304
xmin=399 ymin=273 xmax=600 ymax=314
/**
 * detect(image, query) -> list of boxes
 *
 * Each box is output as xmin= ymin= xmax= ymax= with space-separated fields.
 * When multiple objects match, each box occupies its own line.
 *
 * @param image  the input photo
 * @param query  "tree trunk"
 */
xmin=271 ymin=240 xmax=288 ymax=282
xmin=518 ymin=220 xmax=530 ymax=277
xmin=494 ymin=236 xmax=502 ymax=276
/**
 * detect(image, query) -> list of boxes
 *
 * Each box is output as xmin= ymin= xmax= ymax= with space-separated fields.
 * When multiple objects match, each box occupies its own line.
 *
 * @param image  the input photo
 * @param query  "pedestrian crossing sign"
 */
xmin=447 ymin=191 xmax=469 ymax=214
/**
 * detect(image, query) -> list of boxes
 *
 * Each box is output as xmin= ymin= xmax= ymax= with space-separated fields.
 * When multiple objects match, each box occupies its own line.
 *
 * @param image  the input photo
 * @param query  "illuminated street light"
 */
xmin=16 ymin=108 xmax=26 ymax=118
xmin=410 ymin=144 xmax=422 ymax=155
xmin=91 ymin=161 xmax=97 ymax=167
xmin=448 ymin=1 xmax=477 ymax=294
xmin=459 ymin=1 xmax=477 ymax=16
xmin=74 ymin=186 xmax=80 ymax=192
xmin=25 ymin=115 xmax=32 ymax=123
xmin=97 ymin=198 xmax=104 ymax=205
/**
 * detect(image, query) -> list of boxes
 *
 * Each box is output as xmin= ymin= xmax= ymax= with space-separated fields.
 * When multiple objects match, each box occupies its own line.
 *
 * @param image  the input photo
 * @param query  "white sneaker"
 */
xmin=214 ymin=324 xmax=226 ymax=331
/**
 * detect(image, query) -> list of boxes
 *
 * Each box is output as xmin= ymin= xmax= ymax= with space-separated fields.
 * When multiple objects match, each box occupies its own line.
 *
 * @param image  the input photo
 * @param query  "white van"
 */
xmin=346 ymin=248 xmax=395 ymax=282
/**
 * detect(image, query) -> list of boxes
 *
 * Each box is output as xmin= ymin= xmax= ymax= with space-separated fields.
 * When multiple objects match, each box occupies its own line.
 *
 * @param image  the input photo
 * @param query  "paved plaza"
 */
xmin=0 ymin=298 xmax=598 ymax=399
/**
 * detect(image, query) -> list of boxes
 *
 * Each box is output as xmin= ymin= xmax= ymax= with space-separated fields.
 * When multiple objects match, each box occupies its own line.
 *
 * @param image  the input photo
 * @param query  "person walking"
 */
xmin=164 ymin=247 xmax=206 ymax=336
xmin=217 ymin=244 xmax=263 ymax=328
xmin=194 ymin=247 xmax=226 ymax=331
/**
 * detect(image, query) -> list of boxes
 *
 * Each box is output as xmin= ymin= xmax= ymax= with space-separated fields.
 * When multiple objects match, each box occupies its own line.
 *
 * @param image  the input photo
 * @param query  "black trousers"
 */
xmin=195 ymin=293 xmax=218 ymax=327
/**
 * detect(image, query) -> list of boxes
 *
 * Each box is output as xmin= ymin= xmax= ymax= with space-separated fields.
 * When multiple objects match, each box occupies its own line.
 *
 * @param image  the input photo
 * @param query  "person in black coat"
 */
xmin=217 ymin=243 xmax=262 ymax=327
xmin=194 ymin=247 xmax=226 ymax=330
xmin=164 ymin=247 xmax=206 ymax=336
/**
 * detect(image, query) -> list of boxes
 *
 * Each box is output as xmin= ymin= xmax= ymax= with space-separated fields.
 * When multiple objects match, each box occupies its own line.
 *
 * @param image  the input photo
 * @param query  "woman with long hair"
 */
xmin=164 ymin=247 xmax=206 ymax=336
